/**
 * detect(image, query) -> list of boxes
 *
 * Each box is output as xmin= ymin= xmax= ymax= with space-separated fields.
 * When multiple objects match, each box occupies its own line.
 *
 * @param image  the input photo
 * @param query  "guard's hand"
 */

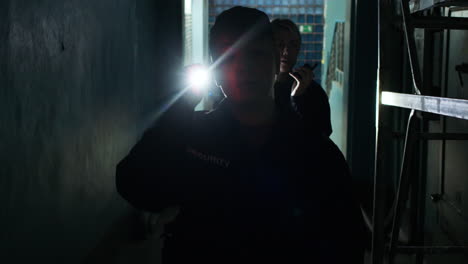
xmin=289 ymin=65 xmax=315 ymax=96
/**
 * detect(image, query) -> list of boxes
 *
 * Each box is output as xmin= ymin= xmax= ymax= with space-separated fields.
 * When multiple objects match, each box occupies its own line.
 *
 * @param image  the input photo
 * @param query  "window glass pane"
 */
xmin=298 ymin=14 xmax=305 ymax=23
xmin=289 ymin=15 xmax=298 ymax=23
xmin=315 ymin=25 xmax=323 ymax=33
xmin=315 ymin=15 xmax=323 ymax=24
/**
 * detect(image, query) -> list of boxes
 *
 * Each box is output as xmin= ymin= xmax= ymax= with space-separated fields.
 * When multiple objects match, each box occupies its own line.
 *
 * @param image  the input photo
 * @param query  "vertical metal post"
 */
xmin=412 ymin=114 xmax=426 ymax=264
xmin=372 ymin=105 xmax=387 ymax=264
xmin=413 ymin=27 xmax=435 ymax=264
xmin=439 ymin=9 xmax=453 ymax=201
xmin=372 ymin=1 xmax=386 ymax=263
xmin=400 ymin=0 xmax=423 ymax=95
xmin=389 ymin=109 xmax=417 ymax=264
xmin=388 ymin=1 xmax=427 ymax=262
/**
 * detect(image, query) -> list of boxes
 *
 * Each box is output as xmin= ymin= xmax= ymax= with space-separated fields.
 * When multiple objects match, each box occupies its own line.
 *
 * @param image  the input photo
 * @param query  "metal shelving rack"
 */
xmin=372 ymin=0 xmax=468 ymax=263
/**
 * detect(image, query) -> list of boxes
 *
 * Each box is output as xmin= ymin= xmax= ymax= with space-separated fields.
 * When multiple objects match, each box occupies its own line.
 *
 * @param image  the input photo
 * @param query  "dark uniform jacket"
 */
xmin=274 ymin=77 xmax=332 ymax=137
xmin=116 ymin=99 xmax=364 ymax=264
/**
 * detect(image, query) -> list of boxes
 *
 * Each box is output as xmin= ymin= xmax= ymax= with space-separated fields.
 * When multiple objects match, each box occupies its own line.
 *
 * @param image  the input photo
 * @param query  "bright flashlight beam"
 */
xmin=139 ymin=87 xmax=188 ymax=132
xmin=140 ymin=22 xmax=266 ymax=133
xmin=188 ymin=66 xmax=211 ymax=92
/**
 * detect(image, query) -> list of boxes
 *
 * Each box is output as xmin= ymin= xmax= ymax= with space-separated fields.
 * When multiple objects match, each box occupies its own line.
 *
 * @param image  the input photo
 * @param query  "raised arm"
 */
xmin=291 ymin=80 xmax=332 ymax=137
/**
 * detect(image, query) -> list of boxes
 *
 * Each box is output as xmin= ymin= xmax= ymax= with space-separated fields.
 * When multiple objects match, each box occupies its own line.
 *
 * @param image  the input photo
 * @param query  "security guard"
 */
xmin=116 ymin=6 xmax=364 ymax=264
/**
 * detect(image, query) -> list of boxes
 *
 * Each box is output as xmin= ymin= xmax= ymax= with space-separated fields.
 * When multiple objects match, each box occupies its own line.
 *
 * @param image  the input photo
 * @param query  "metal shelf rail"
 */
xmin=409 ymin=0 xmax=468 ymax=13
xmin=372 ymin=0 xmax=468 ymax=263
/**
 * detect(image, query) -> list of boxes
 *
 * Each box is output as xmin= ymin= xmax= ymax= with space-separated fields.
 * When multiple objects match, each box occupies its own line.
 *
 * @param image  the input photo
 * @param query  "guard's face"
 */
xmin=211 ymin=34 xmax=278 ymax=104
xmin=275 ymin=29 xmax=300 ymax=73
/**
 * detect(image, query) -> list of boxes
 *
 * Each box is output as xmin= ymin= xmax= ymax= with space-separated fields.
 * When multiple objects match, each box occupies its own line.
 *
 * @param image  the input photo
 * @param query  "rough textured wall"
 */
xmin=0 ymin=0 xmax=181 ymax=262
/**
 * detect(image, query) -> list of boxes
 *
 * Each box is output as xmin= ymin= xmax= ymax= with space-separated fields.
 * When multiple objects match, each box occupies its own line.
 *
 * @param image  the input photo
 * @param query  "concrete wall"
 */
xmin=0 ymin=0 xmax=182 ymax=262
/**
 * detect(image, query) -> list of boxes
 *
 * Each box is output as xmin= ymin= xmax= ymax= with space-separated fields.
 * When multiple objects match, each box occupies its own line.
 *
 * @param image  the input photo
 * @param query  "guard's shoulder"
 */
xmin=192 ymin=109 xmax=220 ymax=126
xmin=193 ymin=109 xmax=210 ymax=120
xmin=190 ymin=109 xmax=226 ymax=137
xmin=310 ymin=136 xmax=348 ymax=174
xmin=322 ymin=137 xmax=345 ymax=161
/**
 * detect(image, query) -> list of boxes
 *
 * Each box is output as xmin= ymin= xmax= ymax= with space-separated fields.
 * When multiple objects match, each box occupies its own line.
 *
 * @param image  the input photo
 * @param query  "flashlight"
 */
xmin=186 ymin=64 xmax=211 ymax=93
xmin=289 ymin=63 xmax=319 ymax=96
xmin=291 ymin=63 xmax=318 ymax=80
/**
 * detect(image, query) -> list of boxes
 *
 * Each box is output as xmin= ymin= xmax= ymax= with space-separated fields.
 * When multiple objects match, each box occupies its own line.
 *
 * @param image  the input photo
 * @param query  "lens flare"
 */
xmin=188 ymin=66 xmax=211 ymax=92
xmin=140 ymin=23 xmax=264 ymax=132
